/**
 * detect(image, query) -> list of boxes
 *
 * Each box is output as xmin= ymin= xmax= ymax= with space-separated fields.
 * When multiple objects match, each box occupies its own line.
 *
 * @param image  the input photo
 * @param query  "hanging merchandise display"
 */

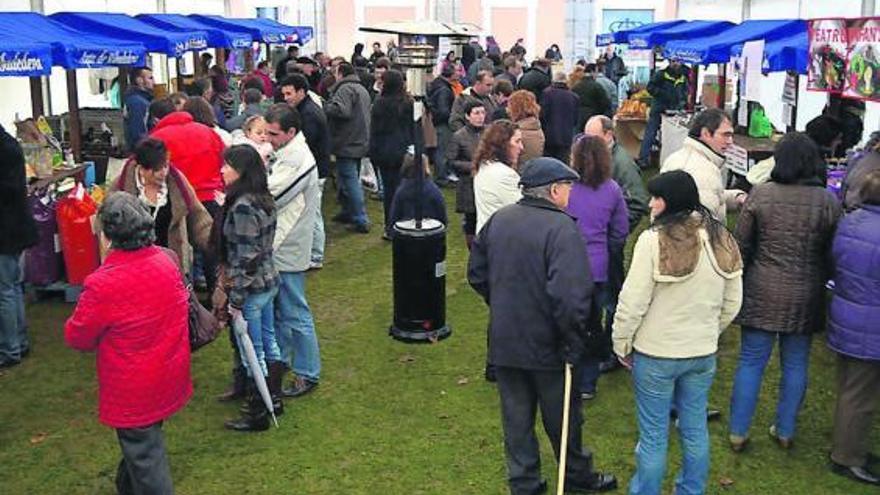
xmin=808 ymin=16 xmax=880 ymax=102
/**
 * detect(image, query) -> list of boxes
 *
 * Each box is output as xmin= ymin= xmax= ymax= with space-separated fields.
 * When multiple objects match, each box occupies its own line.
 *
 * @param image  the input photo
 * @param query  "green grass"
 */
xmin=0 ymin=184 xmax=876 ymax=494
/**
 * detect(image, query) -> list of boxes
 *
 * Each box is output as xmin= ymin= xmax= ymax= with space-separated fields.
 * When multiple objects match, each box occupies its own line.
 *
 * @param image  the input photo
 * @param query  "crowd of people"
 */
xmin=1 ymin=35 xmax=879 ymax=495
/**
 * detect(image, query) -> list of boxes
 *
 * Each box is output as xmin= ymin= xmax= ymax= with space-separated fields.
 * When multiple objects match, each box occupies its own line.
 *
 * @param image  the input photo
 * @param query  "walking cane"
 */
xmin=557 ymin=362 xmax=573 ymax=495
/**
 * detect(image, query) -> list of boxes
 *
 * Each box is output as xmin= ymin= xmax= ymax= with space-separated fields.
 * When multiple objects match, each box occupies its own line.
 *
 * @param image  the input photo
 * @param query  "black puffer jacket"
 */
xmin=734 ymin=181 xmax=842 ymax=334
xmin=468 ymin=196 xmax=595 ymax=370
xmin=0 ymin=125 xmax=37 ymax=255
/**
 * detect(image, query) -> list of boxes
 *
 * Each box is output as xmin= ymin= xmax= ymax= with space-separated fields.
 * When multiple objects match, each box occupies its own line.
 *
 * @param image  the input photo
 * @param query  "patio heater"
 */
xmin=359 ymin=21 xmax=480 ymax=343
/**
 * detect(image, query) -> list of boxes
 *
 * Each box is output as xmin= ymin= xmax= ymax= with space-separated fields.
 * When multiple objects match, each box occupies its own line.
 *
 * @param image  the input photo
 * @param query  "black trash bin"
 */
xmin=389 ymin=218 xmax=451 ymax=342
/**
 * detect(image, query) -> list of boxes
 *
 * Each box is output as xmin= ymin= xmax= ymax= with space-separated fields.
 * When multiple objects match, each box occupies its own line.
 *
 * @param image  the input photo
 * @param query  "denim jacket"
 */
xmin=223 ymin=194 xmax=279 ymax=308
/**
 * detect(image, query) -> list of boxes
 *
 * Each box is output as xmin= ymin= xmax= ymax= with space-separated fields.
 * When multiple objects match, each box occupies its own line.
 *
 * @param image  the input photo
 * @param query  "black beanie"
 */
xmin=647 ymin=170 xmax=701 ymax=216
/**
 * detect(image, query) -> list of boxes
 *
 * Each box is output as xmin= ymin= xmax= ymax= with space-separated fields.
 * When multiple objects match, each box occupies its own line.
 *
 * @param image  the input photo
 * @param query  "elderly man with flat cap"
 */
xmin=468 ymin=157 xmax=618 ymax=495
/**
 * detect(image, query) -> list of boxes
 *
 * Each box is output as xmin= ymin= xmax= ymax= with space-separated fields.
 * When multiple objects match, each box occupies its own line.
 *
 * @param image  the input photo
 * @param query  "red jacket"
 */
xmin=151 ymin=111 xmax=225 ymax=203
xmin=65 ymin=246 xmax=192 ymax=428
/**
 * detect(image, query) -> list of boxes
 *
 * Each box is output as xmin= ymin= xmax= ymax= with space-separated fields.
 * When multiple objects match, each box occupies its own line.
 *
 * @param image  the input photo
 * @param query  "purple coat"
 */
xmin=566 ymin=180 xmax=629 ymax=282
xmin=827 ymin=205 xmax=880 ymax=361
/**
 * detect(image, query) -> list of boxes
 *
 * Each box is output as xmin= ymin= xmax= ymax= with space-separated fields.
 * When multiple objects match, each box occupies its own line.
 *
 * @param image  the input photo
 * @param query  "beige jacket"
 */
xmin=661 ymin=137 xmax=743 ymax=221
xmin=516 ymin=116 xmax=545 ymax=165
xmin=613 ymin=218 xmax=744 ymax=359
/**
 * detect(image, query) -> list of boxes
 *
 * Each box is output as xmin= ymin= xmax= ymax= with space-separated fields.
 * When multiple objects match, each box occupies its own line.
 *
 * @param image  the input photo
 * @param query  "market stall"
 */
xmin=658 ymin=19 xmax=807 ymax=178
xmin=136 ymin=13 xmax=253 ymax=85
xmin=188 ymin=14 xmax=306 ymax=73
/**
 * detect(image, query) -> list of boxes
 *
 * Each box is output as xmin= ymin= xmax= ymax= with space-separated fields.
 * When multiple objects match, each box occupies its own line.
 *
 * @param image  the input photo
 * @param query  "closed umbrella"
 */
xmin=232 ymin=313 xmax=278 ymax=428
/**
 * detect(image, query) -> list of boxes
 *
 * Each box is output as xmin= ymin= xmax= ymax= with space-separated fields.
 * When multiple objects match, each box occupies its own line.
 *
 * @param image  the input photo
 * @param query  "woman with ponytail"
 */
xmin=613 ymin=170 xmax=743 ymax=495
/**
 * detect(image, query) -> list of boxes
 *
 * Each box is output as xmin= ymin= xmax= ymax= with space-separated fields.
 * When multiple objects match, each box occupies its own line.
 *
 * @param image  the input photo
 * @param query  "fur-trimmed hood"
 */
xmin=654 ymin=216 xmax=742 ymax=282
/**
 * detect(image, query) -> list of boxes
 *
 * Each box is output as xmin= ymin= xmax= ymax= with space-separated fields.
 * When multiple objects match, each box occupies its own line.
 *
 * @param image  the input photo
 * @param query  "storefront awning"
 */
xmin=51 ymin=12 xmax=208 ymax=57
xmin=664 ymin=19 xmax=806 ymax=65
xmin=0 ymin=12 xmax=146 ymax=71
xmin=137 ymin=13 xmax=252 ymax=50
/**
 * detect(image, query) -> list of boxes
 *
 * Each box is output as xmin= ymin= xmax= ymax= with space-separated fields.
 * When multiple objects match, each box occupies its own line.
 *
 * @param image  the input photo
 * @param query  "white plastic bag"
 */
xmin=360 ymin=158 xmax=378 ymax=192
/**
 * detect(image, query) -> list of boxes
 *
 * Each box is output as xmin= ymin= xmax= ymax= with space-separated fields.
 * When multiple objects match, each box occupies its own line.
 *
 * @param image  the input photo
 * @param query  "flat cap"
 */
xmin=518 ymin=157 xmax=579 ymax=188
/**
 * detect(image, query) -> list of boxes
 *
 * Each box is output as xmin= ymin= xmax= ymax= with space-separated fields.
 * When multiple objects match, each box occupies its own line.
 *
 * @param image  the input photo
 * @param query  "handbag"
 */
xmin=186 ymin=281 xmax=222 ymax=352
xmin=161 ymin=248 xmax=221 ymax=352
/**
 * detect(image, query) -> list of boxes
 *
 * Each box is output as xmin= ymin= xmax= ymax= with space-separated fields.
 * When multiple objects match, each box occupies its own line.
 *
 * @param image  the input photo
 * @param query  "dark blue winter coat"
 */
xmin=123 ymin=87 xmax=153 ymax=151
xmin=828 ymin=205 xmax=880 ymax=361
xmin=540 ymin=82 xmax=579 ymax=149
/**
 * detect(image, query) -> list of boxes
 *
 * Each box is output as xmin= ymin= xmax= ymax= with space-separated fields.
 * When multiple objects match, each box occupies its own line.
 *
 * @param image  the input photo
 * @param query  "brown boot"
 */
xmin=224 ymin=382 xmax=270 ymax=432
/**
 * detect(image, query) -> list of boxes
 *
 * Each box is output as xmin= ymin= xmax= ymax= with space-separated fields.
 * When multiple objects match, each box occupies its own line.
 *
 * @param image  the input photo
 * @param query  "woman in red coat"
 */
xmin=65 ymin=191 xmax=191 ymax=495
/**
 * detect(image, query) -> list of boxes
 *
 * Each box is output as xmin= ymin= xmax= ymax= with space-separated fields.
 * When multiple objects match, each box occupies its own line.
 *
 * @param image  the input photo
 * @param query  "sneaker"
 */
xmin=308 ymin=261 xmax=323 ymax=271
xmin=769 ymin=425 xmax=793 ymax=449
xmin=282 ymin=377 xmax=319 ymax=398
xmin=729 ymin=434 xmax=750 ymax=452
xmin=581 ymin=390 xmax=596 ymax=401
xmin=446 ymin=173 xmax=459 ymax=183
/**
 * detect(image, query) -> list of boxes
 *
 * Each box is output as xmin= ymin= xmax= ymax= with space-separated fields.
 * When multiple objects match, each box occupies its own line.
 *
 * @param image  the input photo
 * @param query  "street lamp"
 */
xmin=359 ymin=20 xmax=480 ymax=343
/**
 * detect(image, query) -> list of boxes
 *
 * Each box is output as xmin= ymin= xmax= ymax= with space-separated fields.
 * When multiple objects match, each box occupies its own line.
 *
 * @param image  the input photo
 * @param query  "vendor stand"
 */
xmin=188 ymin=14 xmax=312 ymax=74
xmin=660 ymin=19 xmax=806 ymax=180
xmin=136 ymin=13 xmax=253 ymax=89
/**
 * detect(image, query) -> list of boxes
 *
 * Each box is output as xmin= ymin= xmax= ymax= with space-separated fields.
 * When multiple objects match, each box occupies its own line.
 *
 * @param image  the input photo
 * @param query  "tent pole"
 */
xmin=176 ymin=58 xmax=184 ymax=92
xmin=66 ymin=70 xmax=82 ymax=162
xmin=788 ymin=73 xmax=799 ymax=133
xmin=29 ymin=77 xmax=44 ymax=118
xmin=687 ymin=64 xmax=699 ymax=112
xmin=717 ymin=63 xmax=727 ymax=110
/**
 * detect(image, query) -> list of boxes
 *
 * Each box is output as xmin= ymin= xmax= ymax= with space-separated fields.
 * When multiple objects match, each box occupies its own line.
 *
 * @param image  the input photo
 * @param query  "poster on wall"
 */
xmin=807 ymin=18 xmax=848 ymax=93
xmin=844 ymin=17 xmax=880 ymax=101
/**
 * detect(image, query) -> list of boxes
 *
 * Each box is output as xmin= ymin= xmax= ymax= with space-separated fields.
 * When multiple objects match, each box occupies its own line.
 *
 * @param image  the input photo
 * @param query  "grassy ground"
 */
xmin=0 ymin=184 xmax=876 ymax=494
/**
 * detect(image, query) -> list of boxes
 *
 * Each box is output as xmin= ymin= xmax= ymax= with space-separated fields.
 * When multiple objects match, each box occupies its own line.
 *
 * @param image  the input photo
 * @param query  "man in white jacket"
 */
xmin=264 ymin=103 xmax=322 ymax=398
xmin=660 ymin=108 xmax=747 ymax=222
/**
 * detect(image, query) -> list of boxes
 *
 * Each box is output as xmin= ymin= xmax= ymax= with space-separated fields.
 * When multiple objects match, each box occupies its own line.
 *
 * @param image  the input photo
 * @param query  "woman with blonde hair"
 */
xmin=507 ymin=90 xmax=545 ymax=164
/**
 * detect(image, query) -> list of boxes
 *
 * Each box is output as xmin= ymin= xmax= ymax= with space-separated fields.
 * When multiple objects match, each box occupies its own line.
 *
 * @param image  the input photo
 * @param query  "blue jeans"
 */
xmin=336 ymin=157 xmax=369 ymax=227
xmin=275 ymin=272 xmax=321 ymax=382
xmin=729 ymin=327 xmax=812 ymax=439
xmin=630 ymin=353 xmax=716 ymax=495
xmin=237 ymin=287 xmax=281 ymax=377
xmin=638 ymin=111 xmax=662 ymax=164
xmin=0 ymin=254 xmax=28 ymax=364
xmin=311 ymin=178 xmax=326 ymax=265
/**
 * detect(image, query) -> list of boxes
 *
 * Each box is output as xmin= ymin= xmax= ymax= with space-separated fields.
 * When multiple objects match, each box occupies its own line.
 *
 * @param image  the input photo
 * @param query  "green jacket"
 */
xmin=611 ymin=142 xmax=649 ymax=229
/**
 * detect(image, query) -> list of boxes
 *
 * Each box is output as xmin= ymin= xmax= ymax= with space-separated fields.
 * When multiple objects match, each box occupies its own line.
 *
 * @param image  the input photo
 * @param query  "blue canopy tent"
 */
xmin=51 ymin=12 xmax=209 ymax=58
xmin=628 ymin=20 xmax=736 ymax=50
xmin=596 ymin=19 xmax=686 ymax=47
xmin=0 ymin=35 xmax=52 ymax=77
xmin=189 ymin=14 xmax=295 ymax=44
xmin=0 ymin=12 xmax=151 ymax=160
xmin=136 ymin=13 xmax=252 ymax=50
xmin=0 ymin=13 xmax=146 ymax=70
xmin=250 ymin=18 xmax=314 ymax=45
xmin=664 ymin=19 xmax=806 ymax=65
xmin=730 ymin=30 xmax=808 ymax=74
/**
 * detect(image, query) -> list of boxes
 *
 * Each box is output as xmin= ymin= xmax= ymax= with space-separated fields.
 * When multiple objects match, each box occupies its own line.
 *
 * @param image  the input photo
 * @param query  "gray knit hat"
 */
xmin=99 ymin=191 xmax=155 ymax=251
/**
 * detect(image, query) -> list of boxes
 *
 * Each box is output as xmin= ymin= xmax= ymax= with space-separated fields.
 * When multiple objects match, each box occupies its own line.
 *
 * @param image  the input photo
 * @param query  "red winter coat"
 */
xmin=65 ymin=246 xmax=192 ymax=428
xmin=151 ymin=111 xmax=225 ymax=203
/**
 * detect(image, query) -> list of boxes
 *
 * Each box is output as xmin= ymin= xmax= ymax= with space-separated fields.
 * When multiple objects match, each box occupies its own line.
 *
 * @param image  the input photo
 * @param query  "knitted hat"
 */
xmin=646 ymin=170 xmax=701 ymax=216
